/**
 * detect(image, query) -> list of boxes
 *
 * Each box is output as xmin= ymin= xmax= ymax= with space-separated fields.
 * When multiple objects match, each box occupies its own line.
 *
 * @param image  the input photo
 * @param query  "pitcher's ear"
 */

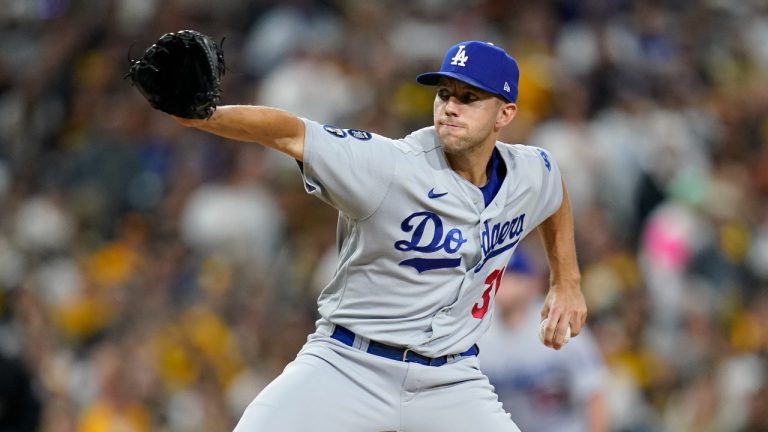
xmin=497 ymin=102 xmax=517 ymax=128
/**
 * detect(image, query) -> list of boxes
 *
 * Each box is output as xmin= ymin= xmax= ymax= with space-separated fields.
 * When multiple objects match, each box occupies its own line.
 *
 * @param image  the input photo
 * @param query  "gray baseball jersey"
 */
xmin=233 ymin=119 xmax=562 ymax=432
xmin=300 ymin=119 xmax=563 ymax=357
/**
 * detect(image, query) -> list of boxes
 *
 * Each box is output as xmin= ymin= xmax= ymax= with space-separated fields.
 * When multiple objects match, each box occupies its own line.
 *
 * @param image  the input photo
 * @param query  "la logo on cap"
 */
xmin=415 ymin=40 xmax=519 ymax=103
xmin=450 ymin=45 xmax=469 ymax=67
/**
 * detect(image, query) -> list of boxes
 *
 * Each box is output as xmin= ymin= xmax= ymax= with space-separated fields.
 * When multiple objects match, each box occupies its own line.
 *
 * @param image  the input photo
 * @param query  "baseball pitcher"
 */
xmin=129 ymin=35 xmax=587 ymax=431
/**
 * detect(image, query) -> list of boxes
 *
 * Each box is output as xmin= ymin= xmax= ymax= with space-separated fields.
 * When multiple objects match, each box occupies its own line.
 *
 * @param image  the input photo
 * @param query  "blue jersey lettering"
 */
xmin=475 ymin=213 xmax=525 ymax=272
xmin=395 ymin=211 xmax=466 ymax=272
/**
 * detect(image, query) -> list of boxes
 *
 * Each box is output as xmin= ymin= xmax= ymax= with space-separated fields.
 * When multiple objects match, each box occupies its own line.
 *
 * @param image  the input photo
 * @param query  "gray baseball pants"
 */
xmin=232 ymin=331 xmax=521 ymax=432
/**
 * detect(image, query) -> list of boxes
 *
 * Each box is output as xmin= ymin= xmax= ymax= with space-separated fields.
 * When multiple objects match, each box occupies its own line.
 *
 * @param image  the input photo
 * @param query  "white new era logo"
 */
xmin=504 ymin=82 xmax=511 ymax=92
xmin=450 ymin=45 xmax=469 ymax=67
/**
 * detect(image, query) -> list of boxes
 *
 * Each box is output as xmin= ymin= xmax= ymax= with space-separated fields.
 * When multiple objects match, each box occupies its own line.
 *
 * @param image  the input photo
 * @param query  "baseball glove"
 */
xmin=127 ymin=30 xmax=225 ymax=119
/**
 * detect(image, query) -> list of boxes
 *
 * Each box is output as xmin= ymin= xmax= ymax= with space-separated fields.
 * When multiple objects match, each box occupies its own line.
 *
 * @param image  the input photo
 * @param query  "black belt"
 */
xmin=330 ymin=325 xmax=479 ymax=367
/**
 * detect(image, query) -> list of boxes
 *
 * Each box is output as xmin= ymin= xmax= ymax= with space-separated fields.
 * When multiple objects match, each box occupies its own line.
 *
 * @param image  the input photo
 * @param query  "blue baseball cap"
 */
xmin=417 ymin=41 xmax=519 ymax=103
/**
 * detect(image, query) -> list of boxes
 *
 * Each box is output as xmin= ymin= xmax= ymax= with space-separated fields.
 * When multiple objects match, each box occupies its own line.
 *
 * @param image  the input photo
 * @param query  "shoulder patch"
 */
xmin=537 ymin=149 xmax=551 ymax=172
xmin=323 ymin=124 xmax=347 ymax=138
xmin=348 ymin=129 xmax=372 ymax=141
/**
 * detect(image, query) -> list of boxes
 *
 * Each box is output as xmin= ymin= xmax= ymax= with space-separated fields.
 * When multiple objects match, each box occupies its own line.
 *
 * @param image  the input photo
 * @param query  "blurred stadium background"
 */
xmin=0 ymin=0 xmax=767 ymax=431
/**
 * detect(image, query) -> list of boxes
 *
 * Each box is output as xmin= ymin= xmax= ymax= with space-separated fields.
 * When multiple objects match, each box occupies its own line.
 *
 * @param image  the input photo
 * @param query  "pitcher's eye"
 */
xmin=437 ymin=88 xmax=479 ymax=104
xmin=458 ymin=92 xmax=478 ymax=104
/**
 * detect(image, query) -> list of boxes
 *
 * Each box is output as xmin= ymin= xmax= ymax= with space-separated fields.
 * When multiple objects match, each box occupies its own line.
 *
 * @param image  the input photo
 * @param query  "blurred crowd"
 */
xmin=1 ymin=0 xmax=767 ymax=431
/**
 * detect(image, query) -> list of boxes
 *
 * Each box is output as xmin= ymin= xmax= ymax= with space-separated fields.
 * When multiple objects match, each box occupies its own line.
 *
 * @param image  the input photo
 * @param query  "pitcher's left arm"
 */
xmin=537 ymin=179 xmax=587 ymax=350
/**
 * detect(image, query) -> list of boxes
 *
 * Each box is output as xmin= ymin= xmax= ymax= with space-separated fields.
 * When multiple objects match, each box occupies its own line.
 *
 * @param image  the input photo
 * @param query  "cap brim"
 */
xmin=416 ymin=71 xmax=511 ymax=102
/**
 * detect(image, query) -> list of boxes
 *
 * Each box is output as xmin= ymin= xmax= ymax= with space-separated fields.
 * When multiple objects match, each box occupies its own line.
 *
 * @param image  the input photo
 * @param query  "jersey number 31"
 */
xmin=471 ymin=268 xmax=504 ymax=319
